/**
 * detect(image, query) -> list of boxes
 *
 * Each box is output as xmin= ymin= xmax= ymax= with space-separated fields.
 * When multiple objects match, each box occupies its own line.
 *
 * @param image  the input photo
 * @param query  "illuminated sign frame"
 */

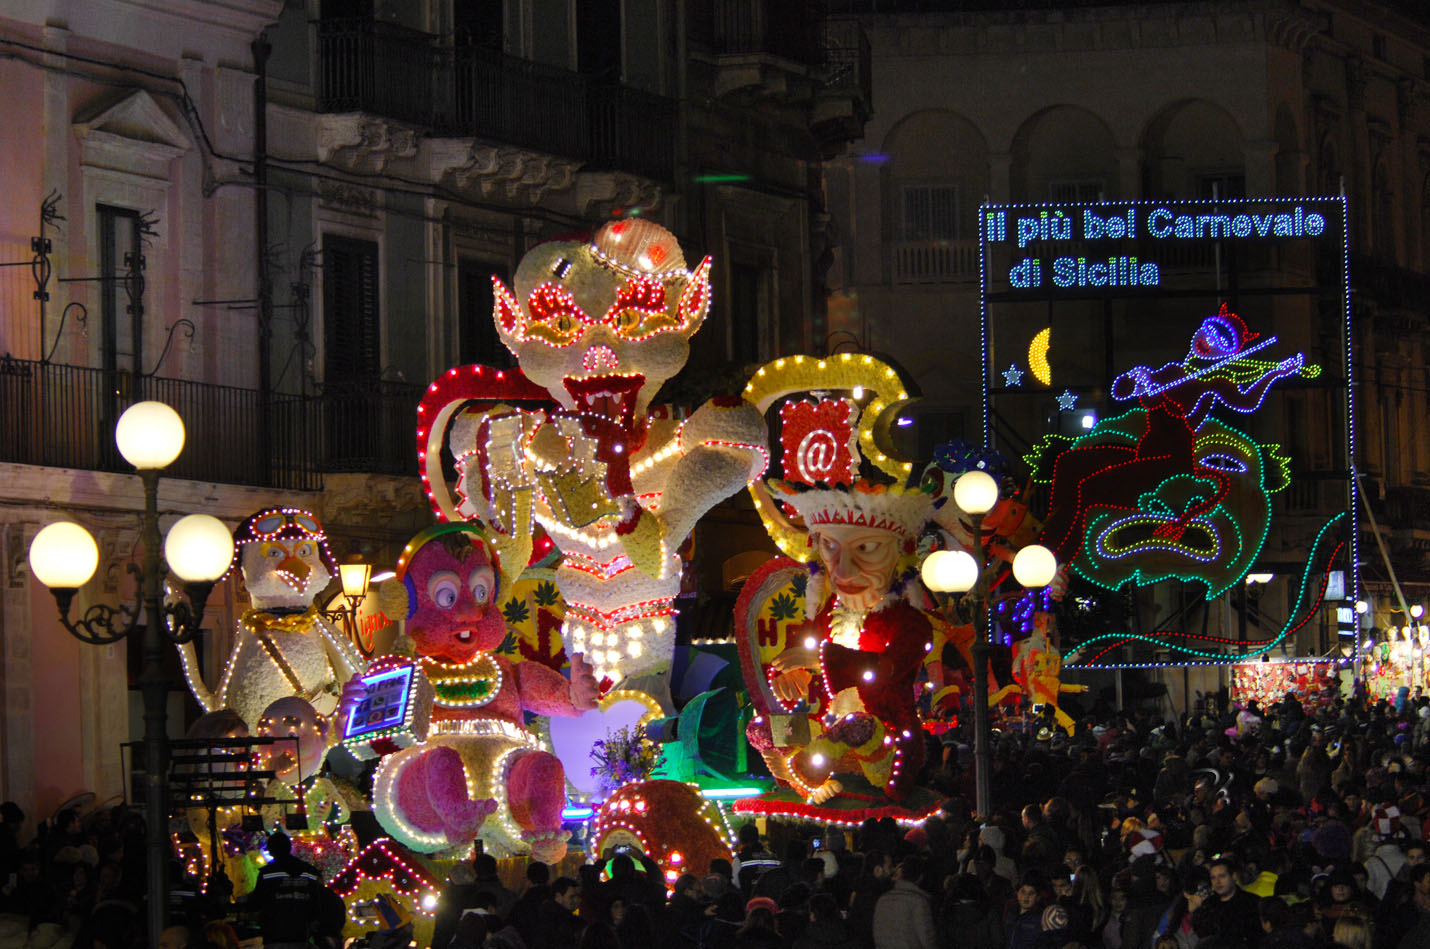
xmin=978 ymin=195 xmax=1356 ymax=667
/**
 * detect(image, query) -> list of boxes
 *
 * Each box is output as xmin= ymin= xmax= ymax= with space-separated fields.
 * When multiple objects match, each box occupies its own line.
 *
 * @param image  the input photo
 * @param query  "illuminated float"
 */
xmin=732 ymin=353 xmax=947 ymax=822
xmin=352 ymin=524 xmax=598 ymax=861
xmin=588 ymin=780 xmax=732 ymax=883
xmin=416 ymin=219 xmax=768 ymax=691
xmin=176 ymin=507 xmax=367 ymax=731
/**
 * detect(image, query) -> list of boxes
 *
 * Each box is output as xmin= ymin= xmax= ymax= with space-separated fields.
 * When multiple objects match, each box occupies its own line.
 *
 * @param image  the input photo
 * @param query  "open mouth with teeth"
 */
xmin=564 ymin=374 xmax=645 ymax=430
xmin=444 ymin=629 xmax=479 ymax=662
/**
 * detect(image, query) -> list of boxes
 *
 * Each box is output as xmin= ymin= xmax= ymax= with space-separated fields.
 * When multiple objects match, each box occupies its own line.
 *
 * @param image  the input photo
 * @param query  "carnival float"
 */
xmin=166 ymin=219 xmax=1348 ymax=935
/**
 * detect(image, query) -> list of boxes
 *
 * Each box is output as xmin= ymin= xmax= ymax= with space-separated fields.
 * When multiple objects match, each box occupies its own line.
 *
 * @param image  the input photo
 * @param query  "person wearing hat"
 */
xmin=247 ymin=832 xmax=326 ymax=949
xmin=1364 ymin=804 xmax=1408 ymax=901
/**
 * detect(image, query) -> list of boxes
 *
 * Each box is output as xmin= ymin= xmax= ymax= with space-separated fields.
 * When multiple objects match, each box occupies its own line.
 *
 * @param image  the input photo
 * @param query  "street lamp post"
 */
xmin=322 ymin=561 xmax=373 ymax=654
xmin=921 ymin=470 xmax=1057 ymax=817
xmin=28 ymin=401 xmax=233 ymax=946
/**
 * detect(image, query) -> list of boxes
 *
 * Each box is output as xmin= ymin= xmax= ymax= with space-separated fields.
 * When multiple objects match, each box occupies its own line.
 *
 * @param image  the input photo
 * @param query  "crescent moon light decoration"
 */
xmin=1029 ymin=327 xmax=1052 ymax=385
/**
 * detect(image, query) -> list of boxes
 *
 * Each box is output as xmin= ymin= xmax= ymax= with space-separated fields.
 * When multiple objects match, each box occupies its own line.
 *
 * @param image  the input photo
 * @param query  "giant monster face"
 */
xmin=398 ymin=527 xmax=506 ymax=665
xmin=1072 ymin=413 xmax=1286 ymax=598
xmin=492 ymin=219 xmax=712 ymax=429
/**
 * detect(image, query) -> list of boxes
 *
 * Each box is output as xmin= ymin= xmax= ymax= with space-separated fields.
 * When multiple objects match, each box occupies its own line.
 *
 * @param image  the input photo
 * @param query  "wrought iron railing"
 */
xmin=0 ymin=357 xmax=421 ymax=490
xmin=315 ymin=19 xmax=678 ymax=181
xmin=820 ymin=19 xmax=872 ymax=105
xmin=316 ymin=18 xmax=440 ymax=127
xmin=691 ymin=0 xmax=825 ymax=65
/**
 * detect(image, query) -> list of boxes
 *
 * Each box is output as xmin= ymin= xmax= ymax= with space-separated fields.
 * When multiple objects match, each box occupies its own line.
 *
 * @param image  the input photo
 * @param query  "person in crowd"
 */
xmin=473 ymin=851 xmax=517 ymax=920
xmin=247 ymin=832 xmax=326 ymax=949
xmin=871 ymin=855 xmax=936 ymax=949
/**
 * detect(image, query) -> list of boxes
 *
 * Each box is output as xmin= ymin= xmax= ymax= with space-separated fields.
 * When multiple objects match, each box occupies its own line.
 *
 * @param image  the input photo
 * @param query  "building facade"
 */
xmin=0 ymin=0 xmax=867 ymax=817
xmin=822 ymin=0 xmax=1430 ymax=677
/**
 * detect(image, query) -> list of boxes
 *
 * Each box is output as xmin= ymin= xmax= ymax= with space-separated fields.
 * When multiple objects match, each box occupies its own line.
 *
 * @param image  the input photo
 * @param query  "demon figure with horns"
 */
xmin=417 ymin=219 xmax=768 ymax=694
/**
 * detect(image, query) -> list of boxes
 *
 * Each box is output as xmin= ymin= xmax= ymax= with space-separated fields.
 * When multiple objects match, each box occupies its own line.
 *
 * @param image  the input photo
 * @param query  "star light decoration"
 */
xmin=1055 ymin=389 xmax=1078 ymax=412
xmin=1002 ymin=364 xmax=1024 ymax=387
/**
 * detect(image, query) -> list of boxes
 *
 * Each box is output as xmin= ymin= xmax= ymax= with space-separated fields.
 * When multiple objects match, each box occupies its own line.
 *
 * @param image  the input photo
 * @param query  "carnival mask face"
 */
xmin=1075 ymin=415 xmax=1281 ymax=598
xmin=255 ymin=696 xmax=328 ymax=784
xmin=813 ymin=523 xmax=902 ymax=613
xmin=240 ymin=534 xmax=333 ymax=610
xmin=492 ymin=219 xmax=712 ymax=430
xmin=403 ymin=534 xmax=505 ymax=665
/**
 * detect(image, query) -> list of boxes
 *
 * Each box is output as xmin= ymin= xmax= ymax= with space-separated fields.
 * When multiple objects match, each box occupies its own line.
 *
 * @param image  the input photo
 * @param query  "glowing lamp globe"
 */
xmin=1012 ymin=544 xmax=1058 ymax=588
xmin=920 ymin=551 xmax=949 ymax=591
xmin=115 ymin=401 xmax=185 ymax=470
xmin=924 ymin=549 xmax=977 ymax=593
xmin=164 ymin=515 xmax=234 ymax=583
xmin=29 ymin=522 xmax=99 ymax=589
xmin=953 ymin=470 xmax=999 ymax=515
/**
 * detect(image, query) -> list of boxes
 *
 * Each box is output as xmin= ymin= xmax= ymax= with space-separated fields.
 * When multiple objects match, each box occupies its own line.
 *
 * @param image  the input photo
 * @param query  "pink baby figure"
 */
xmin=358 ymin=523 xmax=597 ymax=861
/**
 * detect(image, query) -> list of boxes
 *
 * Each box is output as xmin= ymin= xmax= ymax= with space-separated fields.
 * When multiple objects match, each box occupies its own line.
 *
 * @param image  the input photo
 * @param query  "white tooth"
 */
xmin=586 ymin=393 xmax=597 ymax=405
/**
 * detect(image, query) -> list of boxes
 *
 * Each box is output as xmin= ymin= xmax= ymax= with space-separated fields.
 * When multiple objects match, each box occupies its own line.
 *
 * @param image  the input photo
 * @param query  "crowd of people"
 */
xmin=430 ymin=689 xmax=1430 ymax=949
xmin=6 ymin=688 xmax=1430 ymax=948
xmin=0 ymin=800 xmax=343 ymax=949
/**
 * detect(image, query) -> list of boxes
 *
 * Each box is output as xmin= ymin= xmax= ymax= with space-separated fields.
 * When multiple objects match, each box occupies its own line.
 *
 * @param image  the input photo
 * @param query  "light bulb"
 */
xmin=1012 ymin=545 xmax=1058 ymax=588
xmin=935 ymin=550 xmax=978 ymax=593
xmin=953 ymin=470 xmax=999 ymax=515
xmin=29 ymin=522 xmax=99 ymax=589
xmin=164 ymin=514 xmax=234 ymax=583
xmin=115 ymin=401 xmax=185 ymax=469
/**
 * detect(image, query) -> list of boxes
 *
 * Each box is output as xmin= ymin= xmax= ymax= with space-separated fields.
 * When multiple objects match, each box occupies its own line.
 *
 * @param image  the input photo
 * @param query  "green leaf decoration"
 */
xmin=769 ymin=591 xmax=800 ymax=621
xmin=534 ymin=580 xmax=560 ymax=607
xmin=502 ymin=596 xmax=530 ymax=625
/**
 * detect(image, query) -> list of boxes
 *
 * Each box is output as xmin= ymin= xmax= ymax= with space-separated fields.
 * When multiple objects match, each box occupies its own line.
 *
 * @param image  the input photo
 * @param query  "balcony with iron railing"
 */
xmin=315 ymin=18 xmax=677 ymax=181
xmin=689 ymin=0 xmax=827 ymax=65
xmin=0 ymin=356 xmax=421 ymax=491
xmin=892 ymin=240 xmax=981 ymax=284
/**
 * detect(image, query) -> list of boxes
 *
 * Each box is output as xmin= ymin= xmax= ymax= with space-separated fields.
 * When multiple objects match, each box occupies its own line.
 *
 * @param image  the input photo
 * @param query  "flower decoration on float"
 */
xmin=588 ymin=780 xmax=733 ymax=885
xmin=733 ymin=352 xmax=955 ymax=820
xmin=176 ymin=506 xmax=365 ymax=732
xmin=331 ymin=838 xmax=440 ymax=947
xmin=358 ymin=521 xmax=596 ymax=862
xmin=589 ymin=724 xmax=664 ymax=796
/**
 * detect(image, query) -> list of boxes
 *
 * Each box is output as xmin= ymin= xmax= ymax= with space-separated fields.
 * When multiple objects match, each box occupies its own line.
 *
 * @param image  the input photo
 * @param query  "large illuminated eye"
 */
xmin=1199 ymin=453 xmax=1248 ymax=474
xmin=609 ymin=276 xmax=672 ymax=338
xmin=427 ymin=570 xmax=462 ymax=610
xmin=857 ymin=540 xmax=884 ymax=554
xmin=260 ymin=542 xmax=286 ymax=560
xmin=295 ymin=541 xmax=315 ymax=558
xmin=470 ymin=571 xmax=491 ymax=605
